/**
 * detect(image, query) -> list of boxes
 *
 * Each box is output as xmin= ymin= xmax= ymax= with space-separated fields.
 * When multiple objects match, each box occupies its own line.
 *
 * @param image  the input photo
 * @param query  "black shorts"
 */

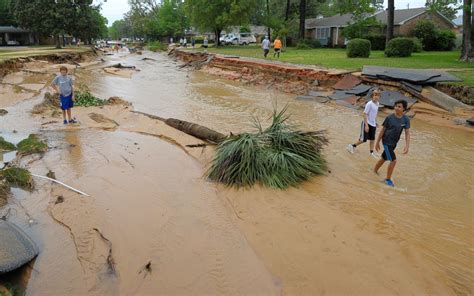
xmin=382 ymin=144 xmax=397 ymax=161
xmin=274 ymin=48 xmax=281 ymax=52
xmin=359 ymin=122 xmax=376 ymax=142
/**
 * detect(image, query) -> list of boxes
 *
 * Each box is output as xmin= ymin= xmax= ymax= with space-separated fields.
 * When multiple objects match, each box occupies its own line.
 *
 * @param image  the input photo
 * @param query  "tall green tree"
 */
xmin=0 ymin=0 xmax=16 ymax=26
xmin=76 ymin=5 xmax=108 ymax=43
xmin=149 ymin=0 xmax=188 ymax=39
xmin=425 ymin=0 xmax=462 ymax=20
xmin=185 ymin=0 xmax=257 ymax=46
xmin=109 ymin=19 xmax=133 ymax=40
xmin=460 ymin=0 xmax=473 ymax=61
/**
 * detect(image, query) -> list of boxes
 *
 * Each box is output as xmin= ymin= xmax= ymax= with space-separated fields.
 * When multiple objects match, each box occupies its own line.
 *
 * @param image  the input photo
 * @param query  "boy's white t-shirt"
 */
xmin=364 ymin=100 xmax=379 ymax=127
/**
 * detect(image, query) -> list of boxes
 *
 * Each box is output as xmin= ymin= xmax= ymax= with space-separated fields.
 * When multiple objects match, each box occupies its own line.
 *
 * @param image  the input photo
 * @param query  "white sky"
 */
xmin=98 ymin=0 xmax=429 ymax=25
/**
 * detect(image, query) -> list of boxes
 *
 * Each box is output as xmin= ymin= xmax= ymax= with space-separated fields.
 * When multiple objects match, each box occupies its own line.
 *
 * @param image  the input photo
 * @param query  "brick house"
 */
xmin=305 ymin=7 xmax=457 ymax=47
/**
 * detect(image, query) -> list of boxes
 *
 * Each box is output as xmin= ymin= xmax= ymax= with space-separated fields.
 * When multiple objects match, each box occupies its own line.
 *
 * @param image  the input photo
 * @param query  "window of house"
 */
xmin=316 ymin=28 xmax=330 ymax=39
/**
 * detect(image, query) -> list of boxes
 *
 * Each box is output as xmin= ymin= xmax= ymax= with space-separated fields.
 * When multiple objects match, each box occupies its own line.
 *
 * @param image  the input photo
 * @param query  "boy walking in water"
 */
xmin=273 ymin=36 xmax=282 ymax=58
xmin=347 ymin=89 xmax=381 ymax=158
xmin=52 ymin=66 xmax=76 ymax=124
xmin=374 ymin=100 xmax=411 ymax=187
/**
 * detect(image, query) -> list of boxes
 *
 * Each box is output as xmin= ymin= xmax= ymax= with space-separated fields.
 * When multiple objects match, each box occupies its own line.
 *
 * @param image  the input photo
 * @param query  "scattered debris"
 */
xmin=332 ymin=75 xmax=361 ymax=90
xmin=0 ymin=109 xmax=8 ymax=116
xmin=421 ymin=86 xmax=472 ymax=112
xmin=46 ymin=170 xmax=56 ymax=180
xmin=344 ymin=84 xmax=372 ymax=95
xmin=362 ymin=66 xmax=461 ymax=84
xmin=141 ymin=57 xmax=157 ymax=62
xmin=329 ymin=90 xmax=355 ymax=101
xmin=223 ymin=55 xmax=240 ymax=59
xmin=30 ymin=174 xmax=90 ymax=196
xmin=54 ymin=196 xmax=64 ymax=204
xmin=380 ymin=91 xmax=417 ymax=108
xmin=0 ymin=220 xmax=39 ymax=274
xmin=109 ymin=63 xmax=136 ymax=69
xmin=16 ymin=134 xmax=48 ymax=157
xmin=467 ymin=117 xmax=474 ymax=126
xmin=400 ymin=81 xmax=422 ymax=93
xmin=93 ymin=228 xmax=117 ymax=275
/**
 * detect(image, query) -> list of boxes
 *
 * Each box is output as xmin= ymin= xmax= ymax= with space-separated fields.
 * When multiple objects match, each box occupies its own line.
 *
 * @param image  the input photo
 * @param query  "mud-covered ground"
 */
xmin=0 ymin=49 xmax=472 ymax=295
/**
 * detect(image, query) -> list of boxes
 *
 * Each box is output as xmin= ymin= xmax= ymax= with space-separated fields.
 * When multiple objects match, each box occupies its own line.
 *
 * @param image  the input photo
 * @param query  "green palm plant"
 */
xmin=208 ymin=106 xmax=328 ymax=189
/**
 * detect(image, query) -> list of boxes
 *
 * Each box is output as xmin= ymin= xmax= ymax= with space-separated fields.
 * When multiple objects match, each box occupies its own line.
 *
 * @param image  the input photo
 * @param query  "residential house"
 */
xmin=0 ymin=26 xmax=34 ymax=46
xmin=305 ymin=7 xmax=457 ymax=47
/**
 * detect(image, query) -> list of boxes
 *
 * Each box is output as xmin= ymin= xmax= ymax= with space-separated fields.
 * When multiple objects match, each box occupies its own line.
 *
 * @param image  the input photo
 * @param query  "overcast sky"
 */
xmin=99 ymin=0 xmax=429 ymax=25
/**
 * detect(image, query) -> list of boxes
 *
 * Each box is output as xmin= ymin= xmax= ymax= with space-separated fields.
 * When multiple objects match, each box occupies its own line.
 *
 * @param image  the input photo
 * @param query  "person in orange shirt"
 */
xmin=273 ymin=37 xmax=283 ymax=58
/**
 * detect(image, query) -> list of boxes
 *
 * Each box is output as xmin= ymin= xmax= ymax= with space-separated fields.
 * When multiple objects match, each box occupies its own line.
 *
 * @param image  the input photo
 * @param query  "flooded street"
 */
xmin=1 ymin=51 xmax=473 ymax=295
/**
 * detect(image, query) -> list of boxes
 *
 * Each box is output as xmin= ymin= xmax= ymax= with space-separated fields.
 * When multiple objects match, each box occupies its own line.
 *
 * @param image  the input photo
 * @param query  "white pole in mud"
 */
xmin=31 ymin=174 xmax=90 ymax=197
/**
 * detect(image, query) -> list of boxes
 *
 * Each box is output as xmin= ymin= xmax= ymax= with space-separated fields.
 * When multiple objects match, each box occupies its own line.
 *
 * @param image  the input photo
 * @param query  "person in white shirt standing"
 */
xmin=262 ymin=36 xmax=270 ymax=58
xmin=347 ymin=88 xmax=381 ymax=158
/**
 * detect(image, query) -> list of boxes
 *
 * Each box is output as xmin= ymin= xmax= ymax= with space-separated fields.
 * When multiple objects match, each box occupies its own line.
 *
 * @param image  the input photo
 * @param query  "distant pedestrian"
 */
xmin=373 ymin=100 xmax=411 ymax=187
xmin=347 ymin=89 xmax=381 ymax=158
xmin=179 ymin=38 xmax=183 ymax=47
xmin=203 ymin=37 xmax=209 ymax=49
xmin=192 ymin=38 xmax=195 ymax=48
xmin=183 ymin=37 xmax=187 ymax=48
xmin=170 ymin=37 xmax=174 ymax=44
xmin=273 ymin=36 xmax=282 ymax=58
xmin=262 ymin=36 xmax=270 ymax=58
xmin=52 ymin=66 xmax=76 ymax=125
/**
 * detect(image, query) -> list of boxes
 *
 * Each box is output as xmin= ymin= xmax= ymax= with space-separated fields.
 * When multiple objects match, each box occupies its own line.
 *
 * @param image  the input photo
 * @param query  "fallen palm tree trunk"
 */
xmin=164 ymin=118 xmax=226 ymax=144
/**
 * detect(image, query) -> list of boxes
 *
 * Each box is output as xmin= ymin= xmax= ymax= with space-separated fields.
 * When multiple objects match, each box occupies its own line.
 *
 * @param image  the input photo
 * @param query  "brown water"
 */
xmin=1 ymin=51 xmax=473 ymax=295
xmin=84 ymin=52 xmax=473 ymax=294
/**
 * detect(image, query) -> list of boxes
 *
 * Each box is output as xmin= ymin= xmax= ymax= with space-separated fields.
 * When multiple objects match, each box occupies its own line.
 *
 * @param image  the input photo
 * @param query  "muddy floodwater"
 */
xmin=1 ymin=51 xmax=473 ymax=295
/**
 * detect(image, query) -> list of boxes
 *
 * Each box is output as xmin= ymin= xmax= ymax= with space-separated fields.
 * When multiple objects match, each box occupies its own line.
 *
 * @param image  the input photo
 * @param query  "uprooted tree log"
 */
xmin=164 ymin=118 xmax=227 ymax=144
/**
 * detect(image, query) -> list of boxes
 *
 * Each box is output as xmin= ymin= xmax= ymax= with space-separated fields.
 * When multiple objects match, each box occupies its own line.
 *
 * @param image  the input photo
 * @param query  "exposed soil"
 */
xmin=1 ymin=50 xmax=472 ymax=296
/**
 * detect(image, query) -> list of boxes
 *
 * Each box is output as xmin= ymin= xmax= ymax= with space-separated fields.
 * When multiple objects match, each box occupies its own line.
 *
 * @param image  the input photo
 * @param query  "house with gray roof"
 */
xmin=0 ymin=26 xmax=34 ymax=46
xmin=305 ymin=7 xmax=457 ymax=47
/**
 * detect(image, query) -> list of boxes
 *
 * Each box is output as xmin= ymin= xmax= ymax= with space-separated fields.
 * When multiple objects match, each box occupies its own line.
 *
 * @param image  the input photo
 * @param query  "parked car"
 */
xmin=6 ymin=40 xmax=20 ymax=46
xmin=219 ymin=34 xmax=229 ymax=43
xmin=224 ymin=33 xmax=256 ymax=45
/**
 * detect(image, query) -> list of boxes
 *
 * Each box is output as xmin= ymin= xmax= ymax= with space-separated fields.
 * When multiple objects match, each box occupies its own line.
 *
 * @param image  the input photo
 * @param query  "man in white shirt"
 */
xmin=347 ymin=89 xmax=381 ymax=158
xmin=262 ymin=36 xmax=270 ymax=58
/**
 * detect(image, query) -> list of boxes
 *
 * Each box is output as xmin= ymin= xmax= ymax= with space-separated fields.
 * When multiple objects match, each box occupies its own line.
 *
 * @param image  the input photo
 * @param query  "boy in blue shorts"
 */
xmin=52 ymin=66 xmax=76 ymax=124
xmin=374 ymin=100 xmax=411 ymax=187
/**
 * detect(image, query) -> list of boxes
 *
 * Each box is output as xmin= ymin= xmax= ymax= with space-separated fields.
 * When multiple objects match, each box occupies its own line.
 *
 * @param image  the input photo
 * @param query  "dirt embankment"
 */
xmin=172 ymin=50 xmax=474 ymax=131
xmin=0 ymin=51 xmax=96 ymax=80
xmin=173 ymin=50 xmax=345 ymax=95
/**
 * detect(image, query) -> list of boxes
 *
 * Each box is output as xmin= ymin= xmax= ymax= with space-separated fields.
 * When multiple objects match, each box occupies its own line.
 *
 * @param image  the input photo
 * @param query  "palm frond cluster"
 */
xmin=208 ymin=107 xmax=328 ymax=189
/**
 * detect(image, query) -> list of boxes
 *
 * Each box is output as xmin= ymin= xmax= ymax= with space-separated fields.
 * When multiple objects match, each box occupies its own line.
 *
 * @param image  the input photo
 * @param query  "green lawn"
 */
xmin=195 ymin=45 xmax=474 ymax=86
xmin=197 ymin=45 xmax=473 ymax=69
